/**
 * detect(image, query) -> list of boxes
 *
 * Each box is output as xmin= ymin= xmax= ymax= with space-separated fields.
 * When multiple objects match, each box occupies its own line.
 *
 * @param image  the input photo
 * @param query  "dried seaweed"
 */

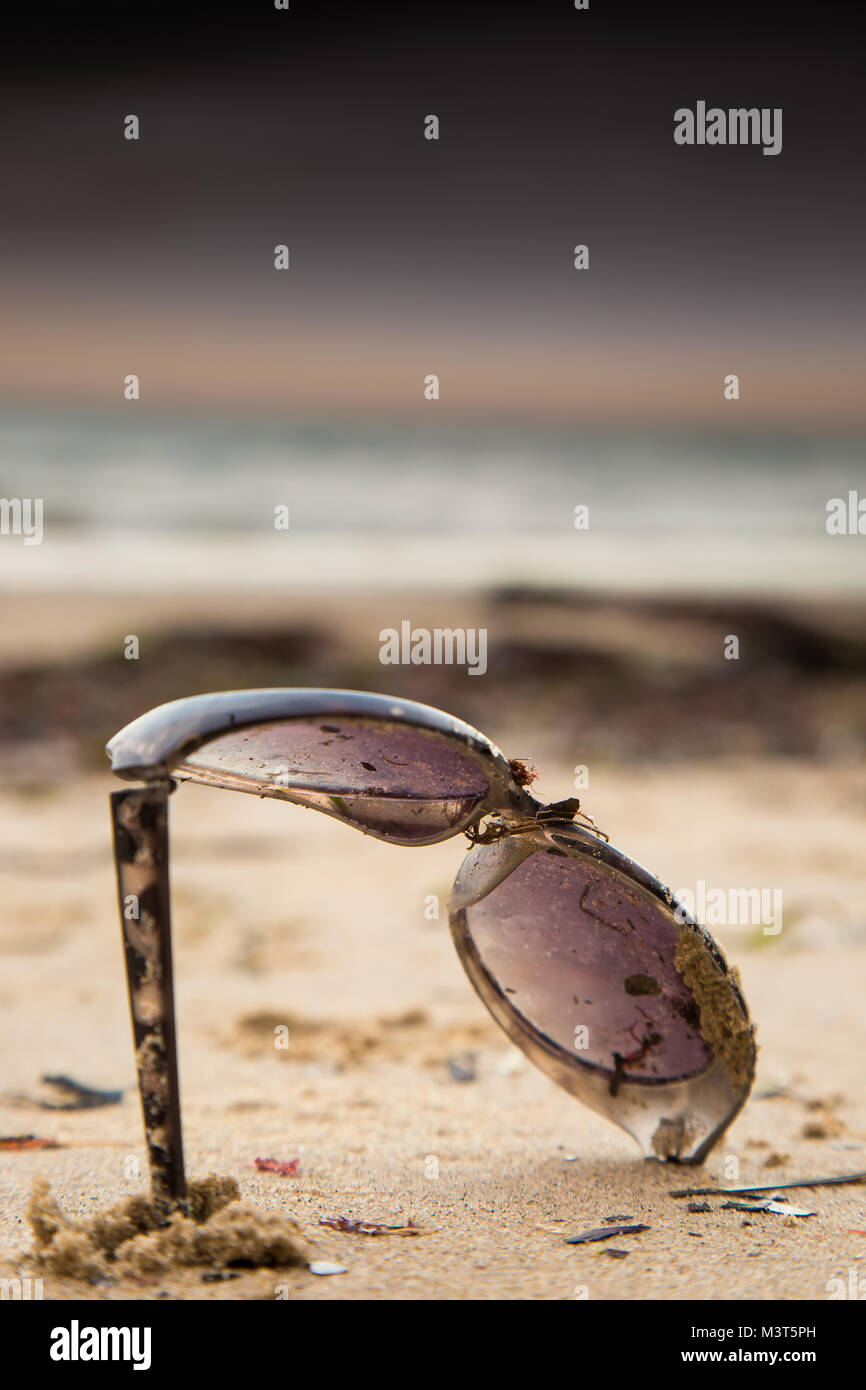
xmin=34 ymin=1075 xmax=123 ymax=1110
xmin=565 ymin=1223 xmax=649 ymax=1245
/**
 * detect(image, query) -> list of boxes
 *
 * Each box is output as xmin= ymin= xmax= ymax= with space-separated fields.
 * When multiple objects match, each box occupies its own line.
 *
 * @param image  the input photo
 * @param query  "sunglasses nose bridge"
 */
xmin=450 ymin=830 xmax=541 ymax=915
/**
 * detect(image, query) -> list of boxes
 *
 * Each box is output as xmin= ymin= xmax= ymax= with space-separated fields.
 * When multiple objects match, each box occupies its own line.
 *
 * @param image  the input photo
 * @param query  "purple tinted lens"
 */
xmin=177 ymin=718 xmax=489 ymax=841
xmin=464 ymin=849 xmax=714 ymax=1083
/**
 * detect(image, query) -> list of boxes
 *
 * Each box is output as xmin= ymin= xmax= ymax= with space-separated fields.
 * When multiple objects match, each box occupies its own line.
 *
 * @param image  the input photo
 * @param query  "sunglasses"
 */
xmin=107 ymin=687 xmax=756 ymax=1204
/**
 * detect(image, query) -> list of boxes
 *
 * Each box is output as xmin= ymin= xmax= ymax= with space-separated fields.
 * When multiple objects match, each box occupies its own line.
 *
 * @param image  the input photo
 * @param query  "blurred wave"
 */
xmin=1 ymin=408 xmax=863 ymax=533
xmin=1 ymin=409 xmax=864 ymax=595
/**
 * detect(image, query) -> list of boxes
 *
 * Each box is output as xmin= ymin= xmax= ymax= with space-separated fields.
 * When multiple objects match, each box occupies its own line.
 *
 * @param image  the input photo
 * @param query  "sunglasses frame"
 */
xmin=108 ymin=687 xmax=755 ymax=1206
xmin=108 ymin=687 xmax=539 ymax=840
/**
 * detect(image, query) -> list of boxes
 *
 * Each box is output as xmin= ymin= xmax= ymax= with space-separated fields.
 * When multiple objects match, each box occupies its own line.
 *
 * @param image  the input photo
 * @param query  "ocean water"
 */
xmin=0 ymin=409 xmax=864 ymax=594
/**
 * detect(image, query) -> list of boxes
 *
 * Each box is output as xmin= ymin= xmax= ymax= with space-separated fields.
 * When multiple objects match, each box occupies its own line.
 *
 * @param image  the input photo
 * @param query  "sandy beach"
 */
xmin=2 ymin=0 xmax=865 ymax=1319
xmin=1 ymin=588 xmax=864 ymax=1300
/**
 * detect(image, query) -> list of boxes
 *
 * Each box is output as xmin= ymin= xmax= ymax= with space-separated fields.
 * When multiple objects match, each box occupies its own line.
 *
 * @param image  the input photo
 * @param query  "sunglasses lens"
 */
xmin=176 ymin=718 xmax=489 ymax=841
xmin=463 ymin=848 xmax=718 ymax=1083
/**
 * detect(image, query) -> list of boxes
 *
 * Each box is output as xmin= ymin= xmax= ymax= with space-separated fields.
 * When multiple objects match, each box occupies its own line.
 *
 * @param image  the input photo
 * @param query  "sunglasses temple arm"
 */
xmin=110 ymin=785 xmax=187 ymax=1206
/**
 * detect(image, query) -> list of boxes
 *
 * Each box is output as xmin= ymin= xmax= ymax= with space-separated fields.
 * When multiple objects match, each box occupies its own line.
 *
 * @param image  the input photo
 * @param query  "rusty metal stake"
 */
xmin=110 ymin=784 xmax=187 ymax=1206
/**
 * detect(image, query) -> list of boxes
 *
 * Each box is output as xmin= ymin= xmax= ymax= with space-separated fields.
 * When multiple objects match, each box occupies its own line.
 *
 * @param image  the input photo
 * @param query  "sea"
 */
xmin=0 ymin=408 xmax=864 ymax=596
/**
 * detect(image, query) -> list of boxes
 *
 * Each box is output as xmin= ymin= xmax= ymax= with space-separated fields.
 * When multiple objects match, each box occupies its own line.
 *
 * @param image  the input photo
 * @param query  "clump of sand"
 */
xmin=674 ymin=927 xmax=756 ymax=1091
xmin=27 ymin=1175 xmax=308 ymax=1281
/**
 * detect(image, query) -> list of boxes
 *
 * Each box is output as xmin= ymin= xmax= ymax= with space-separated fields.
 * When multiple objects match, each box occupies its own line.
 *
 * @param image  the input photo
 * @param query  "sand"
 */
xmin=1 ymin=591 xmax=865 ymax=1300
xmin=26 ymin=1174 xmax=309 ymax=1282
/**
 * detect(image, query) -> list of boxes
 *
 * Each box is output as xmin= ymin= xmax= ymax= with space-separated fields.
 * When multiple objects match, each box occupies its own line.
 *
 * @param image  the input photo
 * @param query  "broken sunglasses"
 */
xmin=107 ymin=688 xmax=756 ymax=1203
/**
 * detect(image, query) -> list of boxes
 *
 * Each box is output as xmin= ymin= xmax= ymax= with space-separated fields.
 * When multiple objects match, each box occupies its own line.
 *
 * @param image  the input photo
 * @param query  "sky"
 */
xmin=1 ymin=2 xmax=863 ymax=428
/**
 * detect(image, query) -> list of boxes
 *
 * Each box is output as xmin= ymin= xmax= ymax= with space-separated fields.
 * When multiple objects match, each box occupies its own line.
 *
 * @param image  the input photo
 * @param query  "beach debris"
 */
xmin=603 ymin=1213 xmax=636 ymax=1222
xmin=833 ymin=1142 xmax=863 ymax=1151
xmin=687 ymin=1201 xmax=712 ymax=1213
xmin=447 ymin=1052 xmax=477 ymax=1083
xmin=308 ymin=1261 xmax=348 ymax=1276
xmin=508 ymin=758 xmax=539 ymax=786
xmin=319 ymin=1216 xmax=421 ymax=1237
xmin=253 ymin=1157 xmax=300 ymax=1177
xmin=8 ymin=1075 xmax=123 ymax=1111
xmin=201 ymin=1270 xmax=241 ymax=1282
xmin=604 ymin=1249 xmax=630 ymax=1258
xmin=721 ymin=1198 xmax=816 ymax=1218
xmin=0 ymin=1134 xmax=62 ymax=1151
xmin=566 ymin=1223 xmax=649 ymax=1245
xmin=27 ymin=1175 xmax=309 ymax=1280
xmin=495 ymin=1048 xmax=524 ymax=1076
xmin=42 ymin=1075 xmax=123 ymax=1109
xmin=670 ymin=1170 xmax=866 ymax=1199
